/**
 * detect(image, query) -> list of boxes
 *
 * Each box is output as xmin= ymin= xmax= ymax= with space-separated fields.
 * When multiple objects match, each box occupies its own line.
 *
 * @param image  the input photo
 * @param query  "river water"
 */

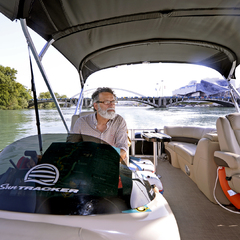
xmin=0 ymin=106 xmax=236 ymax=151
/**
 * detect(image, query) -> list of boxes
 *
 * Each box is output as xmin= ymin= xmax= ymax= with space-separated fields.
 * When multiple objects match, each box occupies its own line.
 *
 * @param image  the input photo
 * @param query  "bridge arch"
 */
xmin=71 ymin=88 xmax=146 ymax=98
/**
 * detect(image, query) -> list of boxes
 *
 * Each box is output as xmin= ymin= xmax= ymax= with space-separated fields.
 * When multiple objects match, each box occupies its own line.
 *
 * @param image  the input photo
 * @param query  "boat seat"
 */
xmin=164 ymin=126 xmax=215 ymax=172
xmin=194 ymin=132 xmax=229 ymax=205
xmin=70 ymin=111 xmax=94 ymax=131
xmin=164 ymin=125 xmax=229 ymax=204
xmin=174 ymin=143 xmax=197 ymax=165
xmin=214 ymin=113 xmax=240 ymax=194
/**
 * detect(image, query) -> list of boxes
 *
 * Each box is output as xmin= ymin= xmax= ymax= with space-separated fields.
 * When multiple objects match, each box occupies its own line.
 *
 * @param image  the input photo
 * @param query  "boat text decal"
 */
xmin=0 ymin=163 xmax=79 ymax=193
xmin=0 ymin=183 xmax=79 ymax=193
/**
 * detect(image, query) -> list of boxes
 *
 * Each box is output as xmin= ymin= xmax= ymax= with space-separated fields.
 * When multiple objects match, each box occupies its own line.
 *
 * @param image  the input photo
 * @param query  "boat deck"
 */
xmin=155 ymin=158 xmax=240 ymax=240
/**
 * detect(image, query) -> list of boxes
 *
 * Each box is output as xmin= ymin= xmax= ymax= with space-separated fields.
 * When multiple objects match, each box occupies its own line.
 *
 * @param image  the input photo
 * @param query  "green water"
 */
xmin=0 ymin=106 xmax=236 ymax=151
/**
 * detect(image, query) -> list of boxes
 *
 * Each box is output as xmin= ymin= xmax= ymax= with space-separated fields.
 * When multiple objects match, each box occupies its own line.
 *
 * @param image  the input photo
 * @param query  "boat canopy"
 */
xmin=1 ymin=1 xmax=240 ymax=83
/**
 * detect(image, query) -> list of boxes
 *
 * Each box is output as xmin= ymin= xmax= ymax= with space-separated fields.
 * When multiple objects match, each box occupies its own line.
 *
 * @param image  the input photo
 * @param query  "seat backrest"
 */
xmin=70 ymin=111 xmax=94 ymax=131
xmin=164 ymin=126 xmax=216 ymax=144
xmin=216 ymin=112 xmax=240 ymax=154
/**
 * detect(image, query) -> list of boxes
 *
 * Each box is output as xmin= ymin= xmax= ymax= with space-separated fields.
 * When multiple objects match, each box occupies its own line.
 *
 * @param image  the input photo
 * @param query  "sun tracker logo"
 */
xmin=24 ymin=164 xmax=59 ymax=186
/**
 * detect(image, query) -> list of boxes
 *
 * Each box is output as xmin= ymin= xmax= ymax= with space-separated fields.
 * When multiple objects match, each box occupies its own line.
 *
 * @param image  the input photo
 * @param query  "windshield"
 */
xmin=0 ymin=134 xmax=155 ymax=215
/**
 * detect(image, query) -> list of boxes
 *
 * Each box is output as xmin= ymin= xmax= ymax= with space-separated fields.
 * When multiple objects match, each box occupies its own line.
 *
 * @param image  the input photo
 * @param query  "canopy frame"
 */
xmin=20 ymin=19 xmax=70 ymax=133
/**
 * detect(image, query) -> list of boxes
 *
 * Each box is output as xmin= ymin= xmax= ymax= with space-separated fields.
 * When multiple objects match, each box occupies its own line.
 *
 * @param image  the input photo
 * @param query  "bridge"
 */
xmin=119 ymin=96 xmax=236 ymax=107
xmin=28 ymin=95 xmax=237 ymax=108
xmin=28 ymin=97 xmax=92 ymax=108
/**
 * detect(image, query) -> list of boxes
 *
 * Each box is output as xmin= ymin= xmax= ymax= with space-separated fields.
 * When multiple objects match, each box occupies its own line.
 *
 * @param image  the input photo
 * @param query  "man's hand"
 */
xmin=120 ymin=149 xmax=128 ymax=164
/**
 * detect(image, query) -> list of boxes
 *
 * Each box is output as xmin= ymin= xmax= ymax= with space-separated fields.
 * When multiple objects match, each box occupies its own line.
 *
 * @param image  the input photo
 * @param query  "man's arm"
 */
xmin=120 ymin=149 xmax=127 ymax=163
xmin=114 ymin=116 xmax=129 ymax=164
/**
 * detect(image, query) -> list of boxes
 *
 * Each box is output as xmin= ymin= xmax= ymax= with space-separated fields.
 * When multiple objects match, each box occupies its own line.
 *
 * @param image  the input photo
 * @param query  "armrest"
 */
xmin=203 ymin=132 xmax=218 ymax=142
xmin=214 ymin=151 xmax=240 ymax=168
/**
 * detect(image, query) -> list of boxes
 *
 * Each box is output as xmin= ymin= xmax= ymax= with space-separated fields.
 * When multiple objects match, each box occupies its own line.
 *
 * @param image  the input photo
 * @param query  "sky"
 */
xmin=1 ymin=13 xmax=239 ymax=98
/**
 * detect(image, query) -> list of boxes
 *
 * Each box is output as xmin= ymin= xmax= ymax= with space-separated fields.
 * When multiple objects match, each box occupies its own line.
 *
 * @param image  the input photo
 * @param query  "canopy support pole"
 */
xmin=74 ymin=88 xmax=84 ymax=115
xmin=74 ymin=70 xmax=85 ymax=115
xmin=227 ymin=61 xmax=240 ymax=112
xmin=20 ymin=19 xmax=70 ymax=133
xmin=39 ymin=39 xmax=55 ymax=61
xmin=228 ymin=81 xmax=240 ymax=112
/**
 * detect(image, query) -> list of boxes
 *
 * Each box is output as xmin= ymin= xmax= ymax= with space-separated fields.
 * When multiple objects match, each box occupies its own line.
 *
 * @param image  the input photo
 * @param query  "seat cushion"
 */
xmin=175 ymin=143 xmax=197 ymax=165
xmin=165 ymin=141 xmax=184 ymax=151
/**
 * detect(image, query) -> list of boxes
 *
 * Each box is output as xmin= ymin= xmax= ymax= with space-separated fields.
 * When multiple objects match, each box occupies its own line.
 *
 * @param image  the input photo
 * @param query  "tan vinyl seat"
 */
xmin=70 ymin=111 xmax=94 ymax=131
xmin=164 ymin=125 xmax=229 ymax=204
xmin=164 ymin=126 xmax=216 ymax=174
xmin=194 ymin=132 xmax=229 ymax=204
xmin=214 ymin=113 xmax=240 ymax=194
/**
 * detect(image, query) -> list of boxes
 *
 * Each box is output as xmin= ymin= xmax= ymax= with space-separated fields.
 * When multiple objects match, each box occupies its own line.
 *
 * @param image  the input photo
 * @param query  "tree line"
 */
xmin=0 ymin=65 xmax=67 ymax=110
xmin=37 ymin=91 xmax=67 ymax=109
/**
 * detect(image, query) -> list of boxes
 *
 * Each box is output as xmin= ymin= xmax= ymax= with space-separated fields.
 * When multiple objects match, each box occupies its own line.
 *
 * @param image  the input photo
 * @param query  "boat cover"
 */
xmin=1 ymin=0 xmax=240 ymax=82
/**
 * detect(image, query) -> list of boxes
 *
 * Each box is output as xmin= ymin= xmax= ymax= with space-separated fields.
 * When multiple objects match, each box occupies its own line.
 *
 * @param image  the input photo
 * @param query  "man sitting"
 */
xmin=71 ymin=87 xmax=129 ymax=163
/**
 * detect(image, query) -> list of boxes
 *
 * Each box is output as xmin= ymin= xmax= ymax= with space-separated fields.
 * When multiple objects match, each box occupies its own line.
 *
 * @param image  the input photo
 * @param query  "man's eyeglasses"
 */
xmin=96 ymin=100 xmax=118 ymax=105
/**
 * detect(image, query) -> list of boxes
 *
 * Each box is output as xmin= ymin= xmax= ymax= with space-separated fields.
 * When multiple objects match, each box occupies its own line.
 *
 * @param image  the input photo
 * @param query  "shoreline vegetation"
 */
xmin=0 ymin=65 xmax=32 ymax=110
xmin=0 ymin=65 xmax=67 ymax=110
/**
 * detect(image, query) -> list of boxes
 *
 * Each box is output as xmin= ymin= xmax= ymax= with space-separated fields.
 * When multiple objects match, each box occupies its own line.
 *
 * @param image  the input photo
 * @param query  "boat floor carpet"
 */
xmin=156 ymin=158 xmax=240 ymax=240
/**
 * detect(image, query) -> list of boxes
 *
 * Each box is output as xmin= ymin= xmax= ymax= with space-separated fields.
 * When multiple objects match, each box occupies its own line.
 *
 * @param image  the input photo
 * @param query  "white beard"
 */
xmin=98 ymin=104 xmax=116 ymax=119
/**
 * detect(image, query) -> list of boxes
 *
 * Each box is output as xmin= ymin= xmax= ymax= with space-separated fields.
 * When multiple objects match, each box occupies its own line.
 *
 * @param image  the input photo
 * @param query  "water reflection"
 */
xmin=0 ymin=109 xmax=34 ymax=150
xmin=0 ymin=106 xmax=237 ymax=151
xmin=117 ymin=106 xmax=236 ymax=129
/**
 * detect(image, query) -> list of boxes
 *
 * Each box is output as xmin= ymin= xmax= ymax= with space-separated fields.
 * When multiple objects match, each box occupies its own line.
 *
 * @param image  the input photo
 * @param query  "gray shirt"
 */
xmin=71 ymin=113 xmax=128 ymax=152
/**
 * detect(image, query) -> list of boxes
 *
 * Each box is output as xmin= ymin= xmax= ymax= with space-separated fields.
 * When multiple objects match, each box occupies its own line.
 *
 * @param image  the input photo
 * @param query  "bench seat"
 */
xmin=174 ymin=143 xmax=197 ymax=165
xmin=164 ymin=125 xmax=229 ymax=205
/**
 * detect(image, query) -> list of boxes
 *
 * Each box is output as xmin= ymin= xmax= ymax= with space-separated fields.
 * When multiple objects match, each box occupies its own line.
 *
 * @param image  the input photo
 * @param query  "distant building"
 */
xmin=172 ymin=78 xmax=229 ymax=97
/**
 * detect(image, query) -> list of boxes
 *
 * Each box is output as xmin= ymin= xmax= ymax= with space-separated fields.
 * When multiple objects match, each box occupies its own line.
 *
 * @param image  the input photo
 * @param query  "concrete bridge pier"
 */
xmin=83 ymin=98 xmax=92 ymax=108
xmin=157 ymin=97 xmax=161 ymax=107
xmin=74 ymin=98 xmax=78 ymax=106
xmin=152 ymin=98 xmax=156 ymax=105
xmin=70 ymin=98 xmax=78 ymax=106
xmin=155 ymin=97 xmax=166 ymax=108
xmin=162 ymin=97 xmax=167 ymax=108
xmin=64 ymin=99 xmax=71 ymax=107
